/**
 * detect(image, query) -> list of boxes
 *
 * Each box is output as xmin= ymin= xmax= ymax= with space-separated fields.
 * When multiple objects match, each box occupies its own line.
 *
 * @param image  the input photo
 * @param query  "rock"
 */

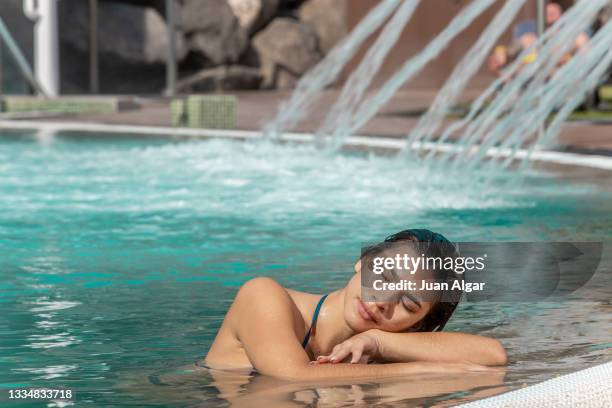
xmin=60 ymin=0 xmax=187 ymax=65
xmin=252 ymin=18 xmax=322 ymax=88
xmin=176 ymin=65 xmax=263 ymax=92
xmin=186 ymin=31 xmax=247 ymax=66
xmin=181 ymin=0 xmax=248 ymax=65
xmin=298 ymin=0 xmax=347 ymax=54
xmin=227 ymin=0 xmax=279 ymax=34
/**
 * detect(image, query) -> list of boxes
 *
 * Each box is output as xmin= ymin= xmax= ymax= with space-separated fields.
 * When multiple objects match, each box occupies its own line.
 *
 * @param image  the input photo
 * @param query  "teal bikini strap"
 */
xmin=302 ymin=294 xmax=328 ymax=349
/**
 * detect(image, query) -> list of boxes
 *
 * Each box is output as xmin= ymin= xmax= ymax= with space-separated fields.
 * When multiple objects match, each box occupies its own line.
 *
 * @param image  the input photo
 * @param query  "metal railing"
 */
xmin=0 ymin=16 xmax=45 ymax=96
xmin=86 ymin=0 xmax=178 ymax=96
xmin=0 ymin=0 xmax=177 ymax=98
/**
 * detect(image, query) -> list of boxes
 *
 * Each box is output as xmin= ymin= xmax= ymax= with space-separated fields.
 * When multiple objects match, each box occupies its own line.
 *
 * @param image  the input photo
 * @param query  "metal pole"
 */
xmin=537 ymin=0 xmax=546 ymax=140
xmin=89 ymin=0 xmax=99 ymax=94
xmin=0 ymin=38 xmax=3 ymax=95
xmin=165 ymin=0 xmax=177 ymax=96
xmin=0 ymin=16 xmax=46 ymax=95
xmin=536 ymin=0 xmax=546 ymax=36
xmin=23 ymin=0 xmax=60 ymax=96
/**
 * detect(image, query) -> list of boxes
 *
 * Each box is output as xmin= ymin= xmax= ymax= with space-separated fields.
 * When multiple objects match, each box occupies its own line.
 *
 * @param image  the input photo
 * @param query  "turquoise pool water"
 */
xmin=1 ymin=130 xmax=610 ymax=407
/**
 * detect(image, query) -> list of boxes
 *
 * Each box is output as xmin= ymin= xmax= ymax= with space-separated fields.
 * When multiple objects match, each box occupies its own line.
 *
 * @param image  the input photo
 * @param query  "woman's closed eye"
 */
xmin=400 ymin=294 xmax=421 ymax=313
xmin=380 ymin=271 xmax=420 ymax=313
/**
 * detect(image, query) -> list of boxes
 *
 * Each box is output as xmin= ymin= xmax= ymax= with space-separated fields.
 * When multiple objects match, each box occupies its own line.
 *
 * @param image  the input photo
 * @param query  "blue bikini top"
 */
xmin=301 ymin=294 xmax=328 ymax=349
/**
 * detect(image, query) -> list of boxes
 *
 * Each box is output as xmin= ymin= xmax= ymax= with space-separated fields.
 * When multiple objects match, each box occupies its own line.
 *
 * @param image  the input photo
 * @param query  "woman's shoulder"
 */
xmin=237 ymin=277 xmax=286 ymax=298
xmin=233 ymin=277 xmax=297 ymax=314
xmin=206 ymin=277 xmax=302 ymax=369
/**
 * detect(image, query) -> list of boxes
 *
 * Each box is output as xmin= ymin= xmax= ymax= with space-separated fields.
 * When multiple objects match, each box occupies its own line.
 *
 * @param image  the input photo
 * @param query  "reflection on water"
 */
xmin=14 ymin=365 xmax=78 ymax=380
xmin=0 ymin=134 xmax=610 ymax=406
xmin=137 ymin=364 xmax=508 ymax=407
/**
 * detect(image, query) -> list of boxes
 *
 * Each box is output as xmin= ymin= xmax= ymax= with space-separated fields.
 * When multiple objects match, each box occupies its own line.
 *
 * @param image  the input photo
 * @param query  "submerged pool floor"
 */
xmin=0 ymin=131 xmax=610 ymax=407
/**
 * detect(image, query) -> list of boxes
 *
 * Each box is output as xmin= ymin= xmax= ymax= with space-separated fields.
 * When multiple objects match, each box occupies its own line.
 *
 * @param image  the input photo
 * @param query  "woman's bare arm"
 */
xmin=226 ymin=278 xmax=496 ymax=381
xmin=374 ymin=330 xmax=507 ymax=366
xmin=317 ymin=329 xmax=507 ymax=367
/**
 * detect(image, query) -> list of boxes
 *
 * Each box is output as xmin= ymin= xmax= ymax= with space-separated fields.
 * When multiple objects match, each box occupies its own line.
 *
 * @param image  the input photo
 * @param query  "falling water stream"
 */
xmin=406 ymin=0 xmax=527 ymax=153
xmin=316 ymin=0 xmax=421 ymax=148
xmin=451 ymin=1 xmax=609 ymax=170
xmin=319 ymin=0 xmax=498 ymax=145
xmin=263 ymin=0 xmax=401 ymax=138
xmin=265 ymin=0 xmax=611 ymax=173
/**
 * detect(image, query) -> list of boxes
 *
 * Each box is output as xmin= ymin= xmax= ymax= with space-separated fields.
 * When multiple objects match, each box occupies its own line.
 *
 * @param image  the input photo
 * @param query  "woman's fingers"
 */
xmin=316 ymin=340 xmax=369 ymax=364
xmin=329 ymin=345 xmax=351 ymax=363
xmin=350 ymin=348 xmax=363 ymax=364
xmin=314 ymin=336 xmax=379 ymax=365
xmin=316 ymin=355 xmax=331 ymax=363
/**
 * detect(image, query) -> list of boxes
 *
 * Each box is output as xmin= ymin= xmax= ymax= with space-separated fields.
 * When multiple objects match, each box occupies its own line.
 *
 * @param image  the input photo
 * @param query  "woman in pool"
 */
xmin=205 ymin=229 xmax=507 ymax=380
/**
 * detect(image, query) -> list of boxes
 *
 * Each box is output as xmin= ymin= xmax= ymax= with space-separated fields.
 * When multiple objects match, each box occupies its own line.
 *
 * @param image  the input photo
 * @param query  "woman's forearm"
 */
xmin=280 ymin=360 xmax=493 ymax=382
xmin=372 ymin=330 xmax=507 ymax=366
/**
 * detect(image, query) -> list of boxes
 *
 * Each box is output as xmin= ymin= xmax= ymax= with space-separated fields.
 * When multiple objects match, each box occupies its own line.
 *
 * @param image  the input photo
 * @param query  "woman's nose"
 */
xmin=374 ymin=301 xmax=389 ymax=312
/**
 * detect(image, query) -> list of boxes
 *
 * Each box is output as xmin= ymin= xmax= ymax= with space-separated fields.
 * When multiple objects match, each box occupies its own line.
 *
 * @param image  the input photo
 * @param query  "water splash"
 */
xmin=262 ymin=0 xmax=401 ymax=138
xmin=316 ymin=0 xmax=497 ymax=144
xmin=462 ymin=5 xmax=609 ymax=171
xmin=431 ymin=0 xmax=608 ymax=169
xmin=316 ymin=0 xmax=421 ymax=149
xmin=505 ymin=20 xmax=612 ymax=171
xmin=405 ymin=0 xmax=527 ymax=155
xmin=264 ymin=0 xmax=611 ymax=175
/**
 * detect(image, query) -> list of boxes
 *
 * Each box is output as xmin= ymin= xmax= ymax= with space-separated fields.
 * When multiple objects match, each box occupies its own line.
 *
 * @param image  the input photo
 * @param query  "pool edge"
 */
xmin=1 ymin=119 xmax=612 ymax=172
xmin=455 ymin=360 xmax=612 ymax=407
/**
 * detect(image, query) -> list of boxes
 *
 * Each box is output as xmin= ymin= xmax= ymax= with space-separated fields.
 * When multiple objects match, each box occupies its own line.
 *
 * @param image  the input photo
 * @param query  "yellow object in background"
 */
xmin=494 ymin=45 xmax=508 ymax=56
xmin=522 ymin=52 xmax=537 ymax=64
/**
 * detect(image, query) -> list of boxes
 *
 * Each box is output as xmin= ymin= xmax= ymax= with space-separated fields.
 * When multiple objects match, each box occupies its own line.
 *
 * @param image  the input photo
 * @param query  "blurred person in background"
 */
xmin=487 ymin=2 xmax=589 ymax=77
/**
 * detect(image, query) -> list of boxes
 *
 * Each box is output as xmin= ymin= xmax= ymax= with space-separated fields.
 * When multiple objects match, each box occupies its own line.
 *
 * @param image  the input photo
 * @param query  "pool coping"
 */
xmin=456 ymin=360 xmax=612 ymax=407
xmin=2 ymin=119 xmax=612 ymax=172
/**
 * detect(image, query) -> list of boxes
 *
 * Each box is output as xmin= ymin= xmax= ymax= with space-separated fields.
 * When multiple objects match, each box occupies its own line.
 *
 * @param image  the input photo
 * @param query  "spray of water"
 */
xmin=432 ymin=0 xmax=607 ymax=169
xmin=503 ymin=20 xmax=612 ymax=171
xmin=316 ymin=0 xmax=421 ymax=149
xmin=405 ymin=0 xmax=527 ymax=156
xmin=459 ymin=0 xmax=609 ymax=170
xmin=466 ymin=23 xmax=612 ymax=176
xmin=317 ymin=0 xmax=498 ymax=144
xmin=262 ymin=0 xmax=401 ymax=139
xmin=265 ymin=0 xmax=610 ymax=177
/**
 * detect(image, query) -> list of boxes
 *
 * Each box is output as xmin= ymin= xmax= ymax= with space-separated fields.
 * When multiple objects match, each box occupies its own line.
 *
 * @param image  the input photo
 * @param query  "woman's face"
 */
xmin=343 ymin=260 xmax=434 ymax=333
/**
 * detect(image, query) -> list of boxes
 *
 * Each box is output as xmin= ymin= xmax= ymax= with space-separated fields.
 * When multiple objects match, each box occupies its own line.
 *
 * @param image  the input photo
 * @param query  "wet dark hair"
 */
xmin=362 ymin=229 xmax=463 ymax=332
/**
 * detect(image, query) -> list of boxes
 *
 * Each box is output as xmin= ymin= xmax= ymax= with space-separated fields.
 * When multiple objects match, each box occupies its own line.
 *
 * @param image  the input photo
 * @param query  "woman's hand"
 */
xmin=314 ymin=330 xmax=382 ymax=364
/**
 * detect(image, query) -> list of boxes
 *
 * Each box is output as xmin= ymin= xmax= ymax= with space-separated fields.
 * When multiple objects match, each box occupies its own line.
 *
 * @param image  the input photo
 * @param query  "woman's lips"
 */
xmin=356 ymin=298 xmax=378 ymax=323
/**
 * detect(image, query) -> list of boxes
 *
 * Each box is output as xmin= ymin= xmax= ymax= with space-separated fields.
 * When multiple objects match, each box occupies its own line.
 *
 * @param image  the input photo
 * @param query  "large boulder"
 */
xmin=181 ymin=0 xmax=248 ymax=65
xmin=227 ymin=0 xmax=280 ymax=34
xmin=60 ymin=0 xmax=187 ymax=65
xmin=298 ymin=0 xmax=347 ymax=55
xmin=57 ymin=0 xmax=187 ymax=93
xmin=252 ymin=18 xmax=322 ymax=88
